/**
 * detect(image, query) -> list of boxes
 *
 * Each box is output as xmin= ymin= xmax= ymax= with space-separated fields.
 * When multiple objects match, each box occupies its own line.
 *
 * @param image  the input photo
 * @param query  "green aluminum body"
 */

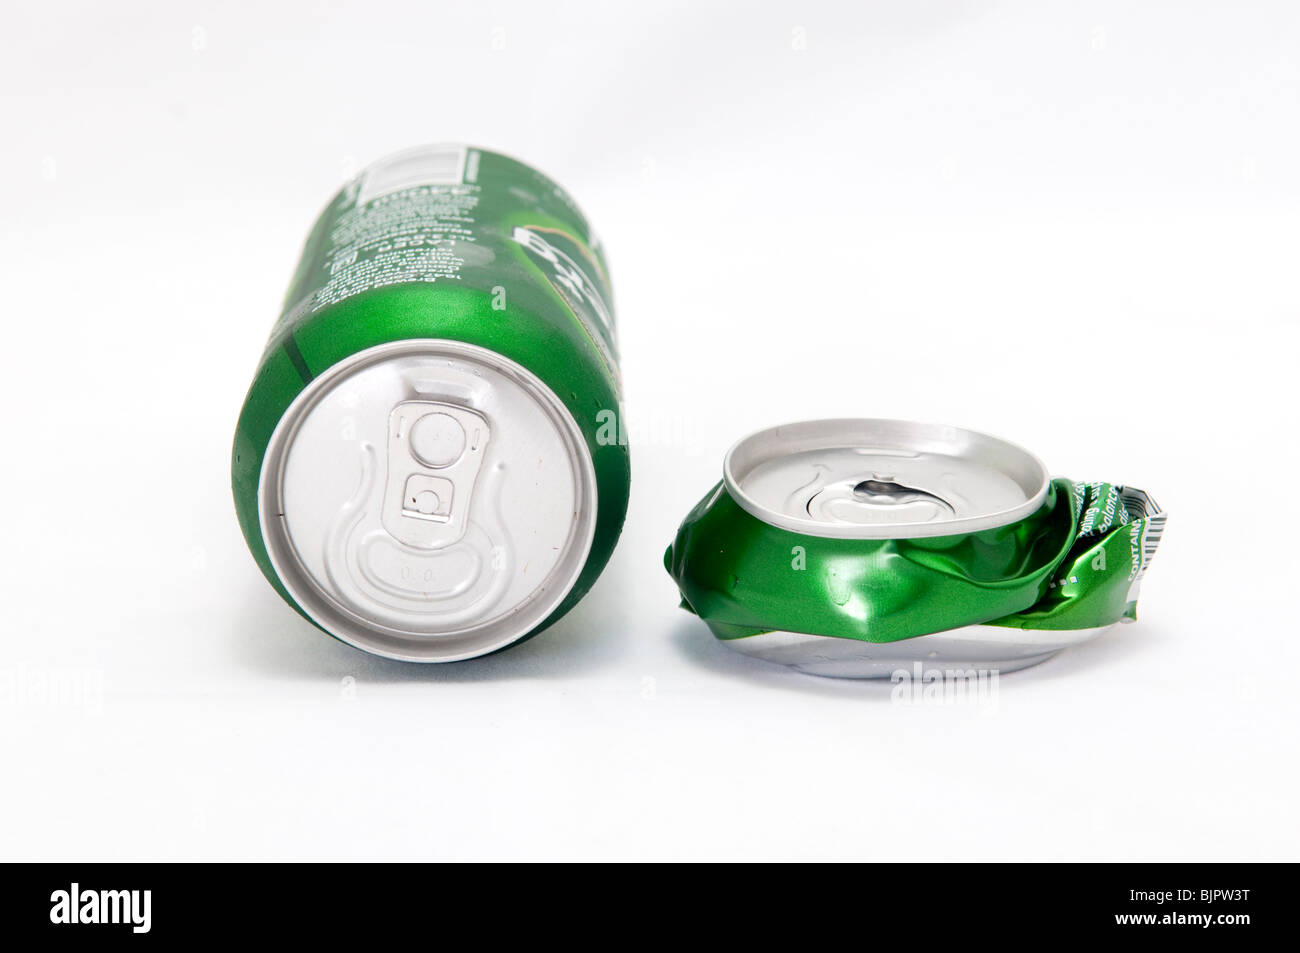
xmin=233 ymin=145 xmax=629 ymax=647
xmin=665 ymin=480 xmax=1164 ymax=643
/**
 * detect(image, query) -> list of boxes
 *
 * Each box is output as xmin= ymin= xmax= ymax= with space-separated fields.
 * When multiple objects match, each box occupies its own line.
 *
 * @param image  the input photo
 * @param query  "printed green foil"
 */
xmin=666 ymin=480 xmax=1165 ymax=644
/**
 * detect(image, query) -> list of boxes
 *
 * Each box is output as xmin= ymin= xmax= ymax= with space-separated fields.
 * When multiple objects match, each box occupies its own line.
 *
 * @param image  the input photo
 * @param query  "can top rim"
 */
xmin=722 ymin=418 xmax=1051 ymax=539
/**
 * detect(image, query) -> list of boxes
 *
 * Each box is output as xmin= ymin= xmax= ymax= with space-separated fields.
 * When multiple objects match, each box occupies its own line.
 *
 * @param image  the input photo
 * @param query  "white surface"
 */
xmin=1 ymin=0 xmax=1296 ymax=861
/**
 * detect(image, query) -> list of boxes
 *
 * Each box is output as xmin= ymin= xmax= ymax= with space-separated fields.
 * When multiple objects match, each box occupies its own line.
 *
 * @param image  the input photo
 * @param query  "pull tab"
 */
xmin=851 ymin=476 xmax=954 ymax=513
xmin=805 ymin=471 xmax=955 ymax=525
xmin=382 ymin=401 xmax=490 ymax=549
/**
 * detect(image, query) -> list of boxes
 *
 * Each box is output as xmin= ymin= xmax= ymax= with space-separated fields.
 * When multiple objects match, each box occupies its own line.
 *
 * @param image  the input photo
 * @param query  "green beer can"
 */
xmin=665 ymin=419 xmax=1165 ymax=677
xmin=232 ymin=145 xmax=628 ymax=661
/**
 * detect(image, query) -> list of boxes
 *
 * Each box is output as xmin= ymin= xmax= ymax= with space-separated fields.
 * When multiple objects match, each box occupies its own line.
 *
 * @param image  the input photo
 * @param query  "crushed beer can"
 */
xmin=664 ymin=419 xmax=1165 ymax=677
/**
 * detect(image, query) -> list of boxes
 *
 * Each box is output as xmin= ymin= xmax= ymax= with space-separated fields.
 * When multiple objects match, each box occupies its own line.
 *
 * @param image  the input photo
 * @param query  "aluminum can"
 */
xmin=232 ymin=145 xmax=629 ymax=661
xmin=664 ymin=419 xmax=1165 ymax=677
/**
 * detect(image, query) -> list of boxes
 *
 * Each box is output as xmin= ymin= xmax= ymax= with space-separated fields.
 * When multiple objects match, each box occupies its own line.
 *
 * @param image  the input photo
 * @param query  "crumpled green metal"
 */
xmin=665 ymin=478 xmax=1164 ymax=643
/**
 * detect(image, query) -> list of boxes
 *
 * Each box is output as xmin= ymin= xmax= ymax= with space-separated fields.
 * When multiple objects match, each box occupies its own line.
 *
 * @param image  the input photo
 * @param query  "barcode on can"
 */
xmin=1119 ymin=485 xmax=1166 ymax=584
xmin=357 ymin=145 xmax=467 ymax=204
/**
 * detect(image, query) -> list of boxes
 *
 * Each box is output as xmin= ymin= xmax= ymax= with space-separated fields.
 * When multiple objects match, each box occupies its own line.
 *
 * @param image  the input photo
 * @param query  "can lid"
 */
xmin=723 ymin=418 xmax=1049 ymax=539
xmin=259 ymin=340 xmax=597 ymax=661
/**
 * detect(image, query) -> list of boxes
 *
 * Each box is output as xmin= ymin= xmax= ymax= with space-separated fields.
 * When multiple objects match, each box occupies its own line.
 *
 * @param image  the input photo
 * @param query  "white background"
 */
xmin=1 ymin=0 xmax=1296 ymax=860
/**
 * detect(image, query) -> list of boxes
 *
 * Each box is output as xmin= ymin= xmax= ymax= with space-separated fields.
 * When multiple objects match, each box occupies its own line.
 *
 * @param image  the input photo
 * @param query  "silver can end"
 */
xmin=723 ymin=418 xmax=1050 ymax=539
xmin=259 ymin=340 xmax=597 ymax=661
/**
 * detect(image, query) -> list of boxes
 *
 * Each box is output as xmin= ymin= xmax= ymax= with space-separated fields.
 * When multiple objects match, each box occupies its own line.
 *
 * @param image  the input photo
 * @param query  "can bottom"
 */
xmin=715 ymin=624 xmax=1116 ymax=678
